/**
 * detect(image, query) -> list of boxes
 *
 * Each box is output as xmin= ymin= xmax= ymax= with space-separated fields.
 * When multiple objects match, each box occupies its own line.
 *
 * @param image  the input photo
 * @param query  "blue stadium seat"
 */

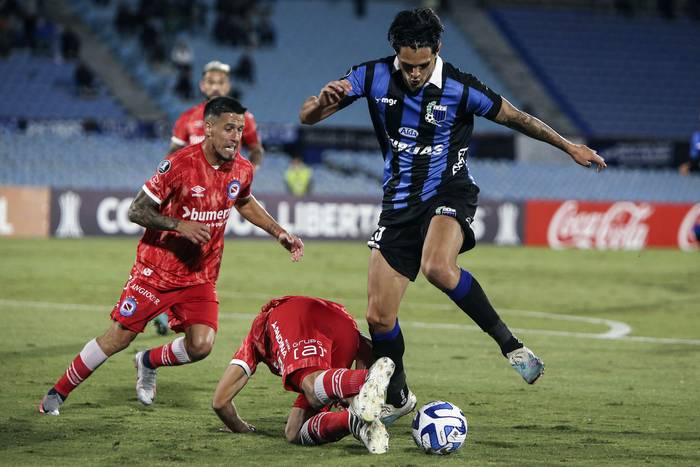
xmin=489 ymin=7 xmax=700 ymax=139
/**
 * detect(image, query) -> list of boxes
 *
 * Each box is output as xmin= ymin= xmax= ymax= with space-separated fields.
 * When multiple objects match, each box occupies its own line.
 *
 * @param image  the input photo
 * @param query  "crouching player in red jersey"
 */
xmin=39 ymin=97 xmax=304 ymax=415
xmin=212 ymin=296 xmax=396 ymax=454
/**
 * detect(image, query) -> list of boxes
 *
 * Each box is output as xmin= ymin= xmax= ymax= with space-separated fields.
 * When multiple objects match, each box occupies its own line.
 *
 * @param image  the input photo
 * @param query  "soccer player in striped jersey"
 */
xmin=300 ymin=8 xmax=606 ymax=423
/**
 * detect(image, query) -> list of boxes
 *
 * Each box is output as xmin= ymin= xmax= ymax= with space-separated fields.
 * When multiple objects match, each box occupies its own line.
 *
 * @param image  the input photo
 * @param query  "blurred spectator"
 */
xmin=60 ymin=27 xmax=80 ymax=61
xmin=22 ymin=0 xmax=38 ymax=50
xmin=74 ymin=60 xmax=96 ymax=97
xmin=174 ymin=69 xmax=193 ymax=100
xmin=285 ymin=156 xmax=313 ymax=197
xmin=115 ymin=2 xmax=138 ymax=35
xmin=34 ymin=15 xmax=56 ymax=56
xmin=171 ymin=38 xmax=193 ymax=74
xmin=658 ymin=0 xmax=675 ymax=19
xmin=233 ymin=50 xmax=254 ymax=83
xmin=256 ymin=10 xmax=276 ymax=46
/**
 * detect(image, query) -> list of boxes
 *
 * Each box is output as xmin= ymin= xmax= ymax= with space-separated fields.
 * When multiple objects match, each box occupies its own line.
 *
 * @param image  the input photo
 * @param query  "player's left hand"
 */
xmin=278 ymin=232 xmax=304 ymax=262
xmin=568 ymin=143 xmax=607 ymax=172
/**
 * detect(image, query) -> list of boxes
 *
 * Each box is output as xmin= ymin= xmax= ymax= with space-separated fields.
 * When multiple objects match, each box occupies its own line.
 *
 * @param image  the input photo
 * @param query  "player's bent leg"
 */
xmin=297 ymin=410 xmax=389 ymax=454
xmin=367 ymin=250 xmax=411 ymax=410
xmin=40 ymin=321 xmax=136 ymax=415
xmin=134 ymin=324 xmax=214 ymax=406
xmin=422 ymin=215 xmax=543 ymax=381
xmin=299 ymin=368 xmax=369 ymax=410
xmin=184 ymin=323 xmax=216 ymax=361
xmin=349 ymin=357 xmax=395 ymax=423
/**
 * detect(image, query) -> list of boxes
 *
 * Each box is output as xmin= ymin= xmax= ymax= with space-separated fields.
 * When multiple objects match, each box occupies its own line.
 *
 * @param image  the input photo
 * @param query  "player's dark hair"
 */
xmin=204 ymin=96 xmax=247 ymax=120
xmin=387 ymin=8 xmax=444 ymax=53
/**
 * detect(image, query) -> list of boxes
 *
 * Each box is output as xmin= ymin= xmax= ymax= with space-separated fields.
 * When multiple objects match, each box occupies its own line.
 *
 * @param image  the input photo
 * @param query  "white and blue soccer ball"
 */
xmin=412 ymin=400 xmax=468 ymax=455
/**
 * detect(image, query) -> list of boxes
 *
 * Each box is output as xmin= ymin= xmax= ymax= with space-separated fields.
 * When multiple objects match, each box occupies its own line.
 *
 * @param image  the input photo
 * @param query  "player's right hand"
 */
xmin=318 ymin=80 xmax=352 ymax=107
xmin=175 ymin=220 xmax=211 ymax=245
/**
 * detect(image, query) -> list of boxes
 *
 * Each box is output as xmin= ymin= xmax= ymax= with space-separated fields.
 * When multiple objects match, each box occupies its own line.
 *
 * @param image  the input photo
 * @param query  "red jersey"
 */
xmin=171 ymin=102 xmax=260 ymax=149
xmin=230 ymin=296 xmax=360 ymax=380
xmin=134 ymin=143 xmax=254 ymax=290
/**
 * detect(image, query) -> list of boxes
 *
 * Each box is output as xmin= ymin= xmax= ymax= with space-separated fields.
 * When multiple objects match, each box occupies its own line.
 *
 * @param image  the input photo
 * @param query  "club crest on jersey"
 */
xmin=119 ymin=297 xmax=137 ymax=317
xmin=425 ymin=101 xmax=447 ymax=126
xmin=157 ymin=160 xmax=171 ymax=174
xmin=227 ymin=180 xmax=241 ymax=200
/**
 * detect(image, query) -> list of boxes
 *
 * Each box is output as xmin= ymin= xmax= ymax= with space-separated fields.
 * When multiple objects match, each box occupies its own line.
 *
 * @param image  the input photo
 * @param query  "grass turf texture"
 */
xmin=1 ymin=238 xmax=699 ymax=466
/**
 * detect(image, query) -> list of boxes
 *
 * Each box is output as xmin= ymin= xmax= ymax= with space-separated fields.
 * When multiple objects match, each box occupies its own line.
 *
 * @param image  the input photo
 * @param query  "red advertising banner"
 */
xmin=525 ymin=200 xmax=700 ymax=251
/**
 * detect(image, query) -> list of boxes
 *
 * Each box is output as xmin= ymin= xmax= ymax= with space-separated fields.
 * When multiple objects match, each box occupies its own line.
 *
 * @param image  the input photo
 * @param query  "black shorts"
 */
xmin=367 ymin=188 xmax=478 ymax=281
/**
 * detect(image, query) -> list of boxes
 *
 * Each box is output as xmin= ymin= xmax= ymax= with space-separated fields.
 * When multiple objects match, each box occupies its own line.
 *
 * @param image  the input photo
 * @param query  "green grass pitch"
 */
xmin=1 ymin=238 xmax=699 ymax=466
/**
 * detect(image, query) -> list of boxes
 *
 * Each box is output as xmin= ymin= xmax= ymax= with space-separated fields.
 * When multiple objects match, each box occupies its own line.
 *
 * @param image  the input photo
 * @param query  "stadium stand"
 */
xmin=66 ymin=0 xmax=515 ymax=133
xmin=1 ymin=130 xmax=696 ymax=203
xmin=0 ymin=50 xmax=128 ymax=120
xmin=489 ymin=7 xmax=700 ymax=139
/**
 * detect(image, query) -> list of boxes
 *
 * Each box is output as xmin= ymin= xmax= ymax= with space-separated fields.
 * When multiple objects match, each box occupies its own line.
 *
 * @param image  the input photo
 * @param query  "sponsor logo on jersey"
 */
xmin=227 ymin=180 xmax=241 ymax=200
xmin=375 ymin=96 xmax=397 ymax=106
xmin=435 ymin=206 xmax=457 ymax=218
xmin=119 ymin=297 xmax=137 ymax=317
xmin=182 ymin=206 xmax=232 ymax=222
xmin=270 ymin=321 xmax=287 ymax=358
xmin=191 ymin=185 xmax=206 ymax=198
xmin=399 ymin=127 xmax=419 ymax=139
xmin=130 ymin=283 xmax=160 ymax=305
xmin=425 ymin=100 xmax=448 ymax=126
xmin=388 ymin=136 xmax=444 ymax=156
xmin=157 ymin=160 xmax=171 ymax=174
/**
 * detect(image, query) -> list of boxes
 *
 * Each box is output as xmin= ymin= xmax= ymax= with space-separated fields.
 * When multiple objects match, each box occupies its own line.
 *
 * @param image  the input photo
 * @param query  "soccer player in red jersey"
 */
xmin=39 ymin=97 xmax=304 ymax=416
xmin=170 ymin=60 xmax=264 ymax=169
xmin=212 ymin=296 xmax=395 ymax=454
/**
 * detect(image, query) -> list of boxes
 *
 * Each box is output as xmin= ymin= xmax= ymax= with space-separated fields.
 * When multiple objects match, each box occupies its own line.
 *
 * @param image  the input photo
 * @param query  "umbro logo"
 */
xmin=191 ymin=185 xmax=206 ymax=198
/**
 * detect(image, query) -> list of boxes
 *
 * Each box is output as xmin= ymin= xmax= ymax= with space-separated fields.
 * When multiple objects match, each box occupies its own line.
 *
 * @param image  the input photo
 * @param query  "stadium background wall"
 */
xmin=0 ymin=186 xmax=697 ymax=250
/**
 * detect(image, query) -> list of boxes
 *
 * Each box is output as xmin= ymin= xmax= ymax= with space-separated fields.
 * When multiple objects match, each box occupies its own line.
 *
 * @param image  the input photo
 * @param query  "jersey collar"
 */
xmin=393 ymin=55 xmax=443 ymax=89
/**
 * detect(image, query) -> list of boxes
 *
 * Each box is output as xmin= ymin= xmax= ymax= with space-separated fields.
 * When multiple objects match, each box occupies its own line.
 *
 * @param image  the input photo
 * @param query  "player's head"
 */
xmin=204 ymin=96 xmax=247 ymax=162
xmin=387 ymin=8 xmax=444 ymax=92
xmin=200 ymin=60 xmax=231 ymax=100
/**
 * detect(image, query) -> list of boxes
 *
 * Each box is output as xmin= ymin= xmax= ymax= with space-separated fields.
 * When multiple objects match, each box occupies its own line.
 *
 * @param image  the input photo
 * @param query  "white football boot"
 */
xmin=349 ymin=412 xmax=389 ymax=454
xmin=134 ymin=351 xmax=157 ymax=405
xmin=379 ymin=389 xmax=417 ymax=426
xmin=350 ymin=357 xmax=395 ymax=423
xmin=507 ymin=346 xmax=545 ymax=384
xmin=38 ymin=391 xmax=64 ymax=416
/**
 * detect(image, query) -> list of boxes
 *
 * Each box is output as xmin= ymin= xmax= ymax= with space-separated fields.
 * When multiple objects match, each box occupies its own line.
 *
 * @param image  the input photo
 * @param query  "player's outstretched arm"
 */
xmin=235 ymin=196 xmax=304 ymax=261
xmin=212 ymin=364 xmax=256 ymax=434
xmin=299 ymin=80 xmax=353 ymax=125
xmin=493 ymin=98 xmax=607 ymax=171
xmin=128 ymin=190 xmax=211 ymax=244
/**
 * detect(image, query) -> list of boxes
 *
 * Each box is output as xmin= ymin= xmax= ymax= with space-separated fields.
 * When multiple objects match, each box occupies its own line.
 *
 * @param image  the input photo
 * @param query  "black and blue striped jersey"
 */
xmin=340 ymin=55 xmax=502 ymax=222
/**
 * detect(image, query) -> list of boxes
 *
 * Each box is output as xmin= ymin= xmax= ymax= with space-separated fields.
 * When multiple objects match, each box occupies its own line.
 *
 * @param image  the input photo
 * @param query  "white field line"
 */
xmin=1 ymin=298 xmax=699 ymax=346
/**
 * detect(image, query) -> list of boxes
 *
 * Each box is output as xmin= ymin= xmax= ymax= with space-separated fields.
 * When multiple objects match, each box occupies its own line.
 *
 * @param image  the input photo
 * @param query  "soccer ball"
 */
xmin=412 ymin=400 xmax=468 ymax=455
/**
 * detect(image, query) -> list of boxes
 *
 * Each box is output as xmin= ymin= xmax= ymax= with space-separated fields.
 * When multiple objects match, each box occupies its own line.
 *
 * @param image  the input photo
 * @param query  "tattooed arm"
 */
xmin=493 ymin=98 xmax=606 ymax=170
xmin=128 ymin=190 xmax=211 ymax=244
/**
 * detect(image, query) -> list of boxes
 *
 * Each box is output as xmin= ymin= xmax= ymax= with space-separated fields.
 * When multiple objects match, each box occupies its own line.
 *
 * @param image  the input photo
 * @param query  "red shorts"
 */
xmin=267 ymin=298 xmax=360 ymax=392
xmin=110 ymin=277 xmax=218 ymax=333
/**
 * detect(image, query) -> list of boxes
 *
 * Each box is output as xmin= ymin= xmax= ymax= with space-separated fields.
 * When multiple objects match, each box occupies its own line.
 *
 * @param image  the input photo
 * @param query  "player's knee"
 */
xmin=366 ymin=308 xmax=396 ymax=333
xmin=186 ymin=339 xmax=213 ymax=361
xmin=421 ymin=257 xmax=453 ymax=290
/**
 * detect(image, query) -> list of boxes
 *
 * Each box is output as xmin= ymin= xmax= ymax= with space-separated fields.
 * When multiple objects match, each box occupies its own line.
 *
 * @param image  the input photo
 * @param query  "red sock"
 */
xmin=298 ymin=410 xmax=351 ymax=445
xmin=314 ymin=368 xmax=368 ymax=405
xmin=54 ymin=338 xmax=108 ymax=398
xmin=146 ymin=336 xmax=191 ymax=368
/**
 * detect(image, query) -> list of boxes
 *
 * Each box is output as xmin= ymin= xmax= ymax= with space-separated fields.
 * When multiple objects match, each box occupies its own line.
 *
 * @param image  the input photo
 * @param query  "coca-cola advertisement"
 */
xmin=525 ymin=200 xmax=700 ymax=251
